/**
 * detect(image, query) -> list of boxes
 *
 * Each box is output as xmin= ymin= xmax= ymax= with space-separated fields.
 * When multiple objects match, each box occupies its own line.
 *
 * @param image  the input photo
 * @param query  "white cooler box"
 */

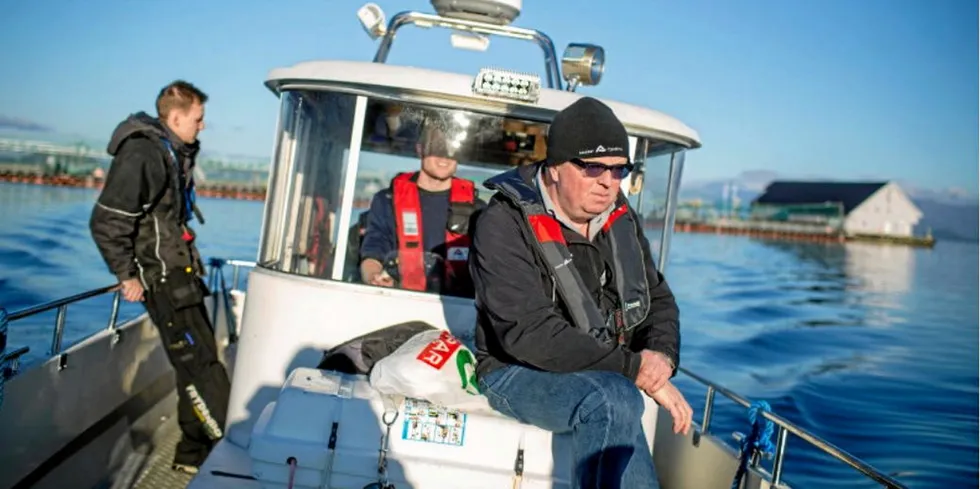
xmin=247 ymin=367 xmax=657 ymax=489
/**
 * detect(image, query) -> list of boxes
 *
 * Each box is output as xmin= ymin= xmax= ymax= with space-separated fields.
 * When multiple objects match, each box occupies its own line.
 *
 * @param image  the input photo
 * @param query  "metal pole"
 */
xmin=0 ymin=307 xmax=6 ymax=410
xmin=373 ymin=11 xmax=563 ymax=89
xmin=0 ymin=307 xmax=7 ymax=353
xmin=658 ymin=151 xmax=686 ymax=273
xmin=772 ymin=426 xmax=789 ymax=485
xmin=701 ymin=386 xmax=715 ymax=433
xmin=232 ymin=265 xmax=241 ymax=292
xmin=107 ymin=291 xmax=122 ymax=345
xmin=50 ymin=305 xmax=67 ymax=355
xmin=106 ymin=291 xmax=121 ymax=330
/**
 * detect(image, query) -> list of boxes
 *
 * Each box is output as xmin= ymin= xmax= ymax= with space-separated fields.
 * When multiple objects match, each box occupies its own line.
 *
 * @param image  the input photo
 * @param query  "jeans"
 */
xmin=478 ymin=364 xmax=657 ymax=489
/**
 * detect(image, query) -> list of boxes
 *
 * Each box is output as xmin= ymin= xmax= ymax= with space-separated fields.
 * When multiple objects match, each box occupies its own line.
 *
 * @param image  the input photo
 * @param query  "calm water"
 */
xmin=0 ymin=182 xmax=976 ymax=488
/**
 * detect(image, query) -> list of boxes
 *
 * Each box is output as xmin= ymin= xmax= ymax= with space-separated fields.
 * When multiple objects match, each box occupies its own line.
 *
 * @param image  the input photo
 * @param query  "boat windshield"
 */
xmin=257 ymin=89 xmax=685 ymax=299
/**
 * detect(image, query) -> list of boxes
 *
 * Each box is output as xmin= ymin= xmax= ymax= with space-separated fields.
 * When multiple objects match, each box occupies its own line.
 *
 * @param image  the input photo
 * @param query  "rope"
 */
xmin=731 ymin=400 xmax=776 ymax=489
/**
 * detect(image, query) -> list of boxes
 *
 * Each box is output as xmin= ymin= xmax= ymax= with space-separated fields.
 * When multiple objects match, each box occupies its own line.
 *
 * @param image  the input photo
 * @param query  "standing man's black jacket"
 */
xmin=471 ymin=164 xmax=680 ymax=382
xmin=90 ymin=112 xmax=205 ymax=286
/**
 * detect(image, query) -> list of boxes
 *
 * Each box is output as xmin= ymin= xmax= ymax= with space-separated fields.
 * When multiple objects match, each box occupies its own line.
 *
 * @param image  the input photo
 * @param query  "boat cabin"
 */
xmin=211 ymin=2 xmax=700 ymax=487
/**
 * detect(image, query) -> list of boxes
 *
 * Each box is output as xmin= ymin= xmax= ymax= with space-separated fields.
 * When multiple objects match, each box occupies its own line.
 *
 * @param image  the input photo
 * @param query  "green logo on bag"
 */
xmin=455 ymin=349 xmax=480 ymax=395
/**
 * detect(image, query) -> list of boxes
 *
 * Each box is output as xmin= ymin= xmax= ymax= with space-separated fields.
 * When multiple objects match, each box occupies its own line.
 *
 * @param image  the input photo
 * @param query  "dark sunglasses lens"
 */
xmin=612 ymin=164 xmax=633 ymax=179
xmin=581 ymin=162 xmax=632 ymax=179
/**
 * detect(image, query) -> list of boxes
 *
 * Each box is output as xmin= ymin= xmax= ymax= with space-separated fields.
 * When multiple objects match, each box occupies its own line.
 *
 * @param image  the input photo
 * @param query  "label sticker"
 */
xmin=402 ymin=211 xmax=419 ymax=236
xmin=303 ymin=370 xmax=352 ymax=398
xmin=401 ymin=398 xmax=467 ymax=446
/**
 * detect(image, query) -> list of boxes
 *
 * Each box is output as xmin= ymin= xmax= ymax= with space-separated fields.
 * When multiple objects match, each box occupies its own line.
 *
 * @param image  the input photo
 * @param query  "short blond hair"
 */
xmin=156 ymin=80 xmax=208 ymax=119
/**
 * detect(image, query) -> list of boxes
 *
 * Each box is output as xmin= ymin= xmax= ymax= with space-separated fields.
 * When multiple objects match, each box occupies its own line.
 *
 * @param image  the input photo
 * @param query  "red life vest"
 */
xmin=392 ymin=172 xmax=476 ymax=293
xmin=307 ymin=196 xmax=332 ymax=277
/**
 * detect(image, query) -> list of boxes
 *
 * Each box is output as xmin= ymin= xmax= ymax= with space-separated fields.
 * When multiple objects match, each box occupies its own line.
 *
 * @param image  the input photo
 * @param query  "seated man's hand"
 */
xmin=360 ymin=258 xmax=395 ymax=287
xmin=647 ymin=381 xmax=693 ymax=435
xmin=368 ymin=271 xmax=395 ymax=287
xmin=634 ymin=349 xmax=673 ymax=394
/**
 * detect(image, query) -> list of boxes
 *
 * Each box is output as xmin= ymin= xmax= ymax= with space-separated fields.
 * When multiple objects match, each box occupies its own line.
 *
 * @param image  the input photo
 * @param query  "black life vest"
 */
xmin=484 ymin=166 xmax=650 ymax=344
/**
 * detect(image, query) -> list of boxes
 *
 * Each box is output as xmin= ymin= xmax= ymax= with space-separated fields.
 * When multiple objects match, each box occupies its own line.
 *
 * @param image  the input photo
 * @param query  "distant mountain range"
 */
xmin=676 ymin=170 xmax=978 ymax=242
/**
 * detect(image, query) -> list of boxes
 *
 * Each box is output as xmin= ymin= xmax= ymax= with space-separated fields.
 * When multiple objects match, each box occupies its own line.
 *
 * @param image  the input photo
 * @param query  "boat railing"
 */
xmin=1 ymin=258 xmax=907 ymax=489
xmin=1 ymin=283 xmax=121 ymax=377
xmin=679 ymin=366 xmax=908 ymax=488
xmin=372 ymin=10 xmax=563 ymax=90
xmin=0 ymin=258 xmax=256 ymax=384
xmin=205 ymin=258 xmax=257 ymax=345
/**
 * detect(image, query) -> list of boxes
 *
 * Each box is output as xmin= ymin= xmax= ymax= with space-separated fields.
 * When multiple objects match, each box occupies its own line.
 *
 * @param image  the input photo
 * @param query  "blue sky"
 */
xmin=1 ymin=0 xmax=976 ymax=194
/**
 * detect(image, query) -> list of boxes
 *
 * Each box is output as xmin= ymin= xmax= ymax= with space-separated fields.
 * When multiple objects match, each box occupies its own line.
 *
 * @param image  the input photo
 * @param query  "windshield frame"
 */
xmin=256 ymin=86 xmax=691 ymax=293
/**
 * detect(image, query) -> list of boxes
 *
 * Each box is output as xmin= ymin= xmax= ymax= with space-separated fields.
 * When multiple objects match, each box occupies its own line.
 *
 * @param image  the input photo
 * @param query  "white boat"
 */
xmin=0 ymin=2 xmax=908 ymax=488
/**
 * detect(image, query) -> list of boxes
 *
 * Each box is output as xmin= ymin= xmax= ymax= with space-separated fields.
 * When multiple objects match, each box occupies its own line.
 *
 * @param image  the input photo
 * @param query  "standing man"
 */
xmin=359 ymin=119 xmax=485 ymax=298
xmin=89 ymin=80 xmax=229 ymax=474
xmin=470 ymin=97 xmax=694 ymax=488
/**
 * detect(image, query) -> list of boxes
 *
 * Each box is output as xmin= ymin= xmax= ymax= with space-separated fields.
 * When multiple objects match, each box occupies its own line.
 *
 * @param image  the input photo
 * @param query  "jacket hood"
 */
xmin=106 ymin=112 xmax=167 ymax=156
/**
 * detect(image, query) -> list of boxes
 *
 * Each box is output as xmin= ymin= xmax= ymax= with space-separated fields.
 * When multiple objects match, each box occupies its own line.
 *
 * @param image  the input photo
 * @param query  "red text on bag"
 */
xmin=416 ymin=331 xmax=462 ymax=370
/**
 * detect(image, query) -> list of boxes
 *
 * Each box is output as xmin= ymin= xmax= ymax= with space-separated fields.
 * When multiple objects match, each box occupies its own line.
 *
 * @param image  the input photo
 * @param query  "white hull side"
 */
xmin=225 ymin=267 xmax=488 ymax=447
xmin=0 ymin=291 xmax=241 ymax=489
xmin=0 ymin=314 xmax=174 ymax=489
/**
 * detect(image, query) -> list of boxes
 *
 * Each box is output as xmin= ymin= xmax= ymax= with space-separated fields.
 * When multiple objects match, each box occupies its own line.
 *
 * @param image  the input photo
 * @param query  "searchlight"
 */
xmin=561 ymin=43 xmax=605 ymax=91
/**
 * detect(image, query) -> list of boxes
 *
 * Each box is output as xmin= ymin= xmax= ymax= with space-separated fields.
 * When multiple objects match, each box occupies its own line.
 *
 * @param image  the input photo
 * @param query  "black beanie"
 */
xmin=546 ymin=97 xmax=630 ymax=165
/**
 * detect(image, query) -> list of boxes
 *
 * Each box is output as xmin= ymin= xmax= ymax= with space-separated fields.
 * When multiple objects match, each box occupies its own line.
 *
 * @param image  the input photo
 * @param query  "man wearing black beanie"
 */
xmin=471 ymin=97 xmax=692 ymax=488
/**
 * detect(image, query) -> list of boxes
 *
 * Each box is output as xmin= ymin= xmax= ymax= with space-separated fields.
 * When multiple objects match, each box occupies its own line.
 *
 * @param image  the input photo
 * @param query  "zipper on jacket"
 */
xmin=152 ymin=215 xmax=168 ymax=281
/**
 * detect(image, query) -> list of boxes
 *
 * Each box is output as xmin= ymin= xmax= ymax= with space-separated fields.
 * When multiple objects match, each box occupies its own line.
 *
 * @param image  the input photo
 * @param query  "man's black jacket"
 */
xmin=471 ymin=167 xmax=680 ymax=382
xmin=89 ymin=112 xmax=204 ymax=286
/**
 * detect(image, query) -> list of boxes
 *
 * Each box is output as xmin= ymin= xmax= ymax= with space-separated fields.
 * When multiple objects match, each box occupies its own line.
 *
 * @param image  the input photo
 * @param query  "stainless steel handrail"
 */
xmin=679 ymin=366 xmax=908 ymax=488
xmin=5 ymin=284 xmax=120 ymax=363
xmin=205 ymin=258 xmax=256 ymax=345
xmin=0 ymin=257 xmax=257 ymax=368
xmin=372 ymin=11 xmax=564 ymax=90
xmin=6 ymin=284 xmax=118 ymax=322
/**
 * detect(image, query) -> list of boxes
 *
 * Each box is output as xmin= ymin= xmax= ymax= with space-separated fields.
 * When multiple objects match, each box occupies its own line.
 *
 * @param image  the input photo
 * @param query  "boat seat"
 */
xmin=207 ymin=367 xmax=658 ymax=489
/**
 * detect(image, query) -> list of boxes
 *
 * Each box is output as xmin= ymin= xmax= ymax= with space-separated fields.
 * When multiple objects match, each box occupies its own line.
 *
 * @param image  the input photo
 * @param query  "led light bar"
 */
xmin=472 ymin=67 xmax=541 ymax=103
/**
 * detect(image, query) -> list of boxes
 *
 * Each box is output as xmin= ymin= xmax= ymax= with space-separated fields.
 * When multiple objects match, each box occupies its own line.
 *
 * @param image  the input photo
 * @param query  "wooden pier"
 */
xmin=672 ymin=217 xmax=935 ymax=248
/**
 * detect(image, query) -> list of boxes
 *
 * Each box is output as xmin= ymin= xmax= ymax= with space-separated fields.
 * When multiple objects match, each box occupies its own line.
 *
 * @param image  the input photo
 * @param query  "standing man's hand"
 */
xmin=634 ymin=349 xmax=673 ymax=394
xmin=119 ymin=278 xmax=144 ymax=302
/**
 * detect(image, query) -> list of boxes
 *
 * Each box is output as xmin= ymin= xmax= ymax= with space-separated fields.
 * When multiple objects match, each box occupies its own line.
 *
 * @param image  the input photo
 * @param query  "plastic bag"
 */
xmin=369 ymin=329 xmax=491 ymax=411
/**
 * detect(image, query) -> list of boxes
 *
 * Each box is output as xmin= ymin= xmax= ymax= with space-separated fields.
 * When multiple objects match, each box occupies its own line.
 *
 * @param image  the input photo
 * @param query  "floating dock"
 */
xmin=672 ymin=218 xmax=936 ymax=248
xmin=0 ymin=172 xmax=267 ymax=201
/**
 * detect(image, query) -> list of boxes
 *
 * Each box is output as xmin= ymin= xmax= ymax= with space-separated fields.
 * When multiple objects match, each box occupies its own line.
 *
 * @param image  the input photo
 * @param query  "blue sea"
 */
xmin=0 ymin=182 xmax=976 ymax=488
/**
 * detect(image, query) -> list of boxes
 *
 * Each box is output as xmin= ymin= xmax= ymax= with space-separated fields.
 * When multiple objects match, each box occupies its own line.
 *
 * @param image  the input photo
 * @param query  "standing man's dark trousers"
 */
xmin=143 ymin=270 xmax=231 ymax=468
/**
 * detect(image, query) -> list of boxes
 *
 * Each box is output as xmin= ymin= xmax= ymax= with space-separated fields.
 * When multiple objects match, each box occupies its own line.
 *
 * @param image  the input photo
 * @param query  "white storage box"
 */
xmin=247 ymin=367 xmax=657 ymax=489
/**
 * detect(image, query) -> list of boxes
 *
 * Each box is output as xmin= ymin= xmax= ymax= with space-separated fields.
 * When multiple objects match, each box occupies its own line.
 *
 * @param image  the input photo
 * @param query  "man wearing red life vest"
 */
xmin=471 ymin=97 xmax=693 ymax=488
xmin=359 ymin=121 xmax=485 ymax=297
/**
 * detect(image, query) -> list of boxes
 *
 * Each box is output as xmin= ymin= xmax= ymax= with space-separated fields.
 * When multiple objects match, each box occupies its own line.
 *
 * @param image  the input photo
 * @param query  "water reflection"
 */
xmin=754 ymin=239 xmax=915 ymax=324
xmin=666 ymin=233 xmax=975 ymax=488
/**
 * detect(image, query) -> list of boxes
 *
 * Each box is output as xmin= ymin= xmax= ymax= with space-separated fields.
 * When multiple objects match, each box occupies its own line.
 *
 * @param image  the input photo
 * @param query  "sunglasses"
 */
xmin=568 ymin=158 xmax=634 ymax=179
